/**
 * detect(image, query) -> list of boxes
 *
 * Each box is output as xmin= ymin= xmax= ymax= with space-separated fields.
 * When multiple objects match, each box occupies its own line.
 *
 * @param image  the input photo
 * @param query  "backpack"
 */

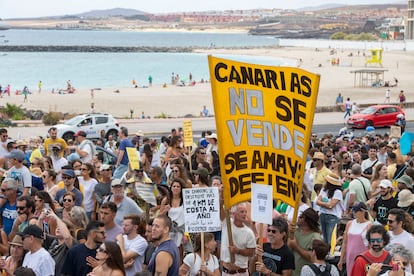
xmin=308 ymin=263 xmax=332 ymax=276
xmin=355 ymin=251 xmax=392 ymax=275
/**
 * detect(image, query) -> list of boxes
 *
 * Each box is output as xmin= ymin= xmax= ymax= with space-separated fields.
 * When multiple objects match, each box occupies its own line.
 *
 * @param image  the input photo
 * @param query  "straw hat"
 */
xmin=313 ymin=152 xmax=325 ymax=160
xmin=398 ymin=189 xmax=414 ymax=207
xmin=324 ymin=172 xmax=342 ymax=186
xmin=9 ymin=235 xmax=23 ymax=247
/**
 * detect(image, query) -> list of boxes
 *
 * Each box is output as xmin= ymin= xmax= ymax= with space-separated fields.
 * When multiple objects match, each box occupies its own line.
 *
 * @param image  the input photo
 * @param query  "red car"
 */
xmin=347 ymin=105 xmax=405 ymax=128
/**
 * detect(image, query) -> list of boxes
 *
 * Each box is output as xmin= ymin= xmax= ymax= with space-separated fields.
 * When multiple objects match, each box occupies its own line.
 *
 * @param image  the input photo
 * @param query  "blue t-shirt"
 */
xmin=119 ymin=138 xmax=134 ymax=165
xmin=0 ymin=201 xmax=17 ymax=235
xmin=148 ymin=239 xmax=180 ymax=276
xmin=61 ymin=243 xmax=96 ymax=276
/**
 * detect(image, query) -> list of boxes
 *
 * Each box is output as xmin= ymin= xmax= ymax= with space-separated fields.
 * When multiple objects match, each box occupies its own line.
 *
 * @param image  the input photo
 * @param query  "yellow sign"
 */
xmin=183 ymin=120 xmax=193 ymax=147
xmin=208 ymin=56 xmax=320 ymax=209
xmin=126 ymin=147 xmax=140 ymax=170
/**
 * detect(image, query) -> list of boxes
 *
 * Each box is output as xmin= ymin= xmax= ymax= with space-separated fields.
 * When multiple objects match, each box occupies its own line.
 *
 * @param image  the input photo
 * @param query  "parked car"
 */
xmin=347 ymin=105 xmax=405 ymax=128
xmin=52 ymin=113 xmax=119 ymax=141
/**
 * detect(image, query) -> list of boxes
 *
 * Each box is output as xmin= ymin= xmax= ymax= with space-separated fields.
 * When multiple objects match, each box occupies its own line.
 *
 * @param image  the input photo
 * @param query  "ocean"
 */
xmin=0 ymin=29 xmax=290 ymax=90
xmin=0 ymin=29 xmax=411 ymax=90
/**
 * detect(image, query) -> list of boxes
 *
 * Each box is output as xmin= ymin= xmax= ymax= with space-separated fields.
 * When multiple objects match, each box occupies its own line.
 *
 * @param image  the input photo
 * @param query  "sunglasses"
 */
xmin=199 ymin=152 xmax=206 ymax=155
xmin=97 ymin=247 xmax=107 ymax=253
xmin=80 ymin=168 xmax=88 ymax=171
xmin=63 ymin=198 xmax=73 ymax=203
xmin=1 ymin=188 xmax=11 ymax=192
xmin=369 ymin=238 xmax=383 ymax=244
xmin=102 ymin=169 xmax=111 ymax=172
xmin=172 ymin=170 xmax=179 ymax=173
xmin=17 ymin=206 xmax=26 ymax=210
xmin=62 ymin=176 xmax=73 ymax=180
xmin=387 ymin=219 xmax=395 ymax=224
xmin=267 ymin=229 xmax=278 ymax=234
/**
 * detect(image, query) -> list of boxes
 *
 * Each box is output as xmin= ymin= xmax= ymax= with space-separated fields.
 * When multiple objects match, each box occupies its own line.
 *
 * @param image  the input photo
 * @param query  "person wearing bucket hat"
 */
xmin=396 ymin=175 xmax=413 ymax=191
xmin=288 ymin=208 xmax=322 ymax=275
xmin=316 ymin=172 xmax=343 ymax=244
xmin=371 ymin=179 xmax=398 ymax=226
xmin=397 ymin=190 xmax=414 ymax=217
xmin=312 ymin=152 xmax=331 ymax=188
xmin=0 ymin=235 xmax=25 ymax=276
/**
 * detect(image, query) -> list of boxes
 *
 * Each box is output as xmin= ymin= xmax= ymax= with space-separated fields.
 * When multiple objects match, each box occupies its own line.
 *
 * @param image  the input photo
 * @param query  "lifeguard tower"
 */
xmin=365 ymin=48 xmax=383 ymax=67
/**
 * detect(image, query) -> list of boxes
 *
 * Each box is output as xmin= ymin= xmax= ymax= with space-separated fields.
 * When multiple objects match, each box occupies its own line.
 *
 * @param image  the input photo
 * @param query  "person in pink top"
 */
xmin=338 ymin=202 xmax=372 ymax=276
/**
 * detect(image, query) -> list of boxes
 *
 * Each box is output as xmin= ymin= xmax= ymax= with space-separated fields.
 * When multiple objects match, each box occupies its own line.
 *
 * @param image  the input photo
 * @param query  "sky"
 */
xmin=0 ymin=0 xmax=402 ymax=19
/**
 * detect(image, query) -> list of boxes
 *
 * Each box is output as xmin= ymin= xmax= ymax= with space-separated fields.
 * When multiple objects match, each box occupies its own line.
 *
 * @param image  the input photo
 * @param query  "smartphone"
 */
xmin=381 ymin=264 xmax=393 ymax=271
xmin=44 ymin=203 xmax=50 ymax=210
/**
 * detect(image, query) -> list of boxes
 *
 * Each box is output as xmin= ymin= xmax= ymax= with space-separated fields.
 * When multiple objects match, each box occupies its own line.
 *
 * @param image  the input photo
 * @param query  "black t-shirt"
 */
xmin=373 ymin=196 xmax=399 ymax=225
xmin=262 ymin=243 xmax=295 ymax=274
xmin=61 ymin=243 xmax=97 ymax=276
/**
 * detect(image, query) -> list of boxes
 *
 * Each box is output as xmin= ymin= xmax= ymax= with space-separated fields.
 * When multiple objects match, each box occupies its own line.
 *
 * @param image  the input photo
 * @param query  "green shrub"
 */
xmin=42 ymin=112 xmax=61 ymax=125
xmin=0 ymin=103 xmax=25 ymax=120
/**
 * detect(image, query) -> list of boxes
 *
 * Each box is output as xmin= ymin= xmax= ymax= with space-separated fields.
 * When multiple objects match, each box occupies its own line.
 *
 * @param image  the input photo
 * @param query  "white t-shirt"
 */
xmin=319 ymin=189 xmax=343 ymax=218
xmin=6 ymin=165 xmax=32 ymax=192
xmin=221 ymin=219 xmax=256 ymax=268
xmin=121 ymin=234 xmax=148 ymax=276
xmin=78 ymin=177 xmax=98 ymax=212
xmin=183 ymin=253 xmax=219 ymax=276
xmin=22 ymin=247 xmax=55 ymax=276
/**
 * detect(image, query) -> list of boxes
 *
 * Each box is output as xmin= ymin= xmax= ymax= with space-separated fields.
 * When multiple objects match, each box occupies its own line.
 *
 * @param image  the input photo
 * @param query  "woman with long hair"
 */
xmin=68 ymin=206 xmax=89 ymax=243
xmin=34 ymin=191 xmax=57 ymax=235
xmin=87 ymin=241 xmax=125 ymax=276
xmin=169 ymin=164 xmax=192 ymax=188
xmin=160 ymin=178 xmax=186 ymax=260
xmin=42 ymin=156 xmax=53 ymax=170
xmin=0 ymin=235 xmax=27 ymax=276
xmin=56 ymin=191 xmax=76 ymax=222
xmin=316 ymin=172 xmax=343 ymax=245
xmin=338 ymin=202 xmax=372 ymax=276
xmin=78 ymin=163 xmax=98 ymax=220
xmin=141 ymin=143 xmax=153 ymax=174
xmin=190 ymin=146 xmax=207 ymax=171
xmin=330 ymin=154 xmax=345 ymax=178
xmin=179 ymin=232 xmax=220 ymax=276
xmin=42 ymin=169 xmax=59 ymax=200
xmin=165 ymin=136 xmax=184 ymax=164
xmin=370 ymin=163 xmax=388 ymax=199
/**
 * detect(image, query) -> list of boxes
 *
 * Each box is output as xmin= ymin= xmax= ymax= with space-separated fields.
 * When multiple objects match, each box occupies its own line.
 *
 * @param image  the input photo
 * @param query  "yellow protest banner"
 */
xmin=183 ymin=120 xmax=193 ymax=148
xmin=208 ymin=55 xmax=320 ymax=209
xmin=126 ymin=147 xmax=140 ymax=170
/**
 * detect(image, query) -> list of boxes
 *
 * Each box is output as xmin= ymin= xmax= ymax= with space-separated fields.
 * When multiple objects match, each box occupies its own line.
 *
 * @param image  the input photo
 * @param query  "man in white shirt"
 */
xmin=387 ymin=208 xmax=414 ymax=272
xmin=22 ymin=225 xmax=55 ymax=276
xmin=117 ymin=214 xmax=148 ymax=275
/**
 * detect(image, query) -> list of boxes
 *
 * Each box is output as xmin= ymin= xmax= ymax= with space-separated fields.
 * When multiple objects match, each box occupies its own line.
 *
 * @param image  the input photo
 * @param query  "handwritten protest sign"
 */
xmin=183 ymin=120 xmax=193 ymax=148
xmin=208 ymin=56 xmax=320 ymax=208
xmin=183 ymin=187 xmax=221 ymax=233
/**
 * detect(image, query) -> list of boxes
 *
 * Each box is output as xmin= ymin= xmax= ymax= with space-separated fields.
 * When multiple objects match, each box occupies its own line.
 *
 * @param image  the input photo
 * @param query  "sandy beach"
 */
xmin=2 ymin=47 xmax=414 ymax=119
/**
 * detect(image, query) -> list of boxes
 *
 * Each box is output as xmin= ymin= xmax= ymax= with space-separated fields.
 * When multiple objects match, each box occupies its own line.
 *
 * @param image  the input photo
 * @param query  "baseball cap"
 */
xmin=352 ymin=202 xmax=368 ymax=213
xmin=62 ymin=169 xmax=76 ymax=178
xmin=74 ymin=130 xmax=87 ymax=137
xmin=20 ymin=225 xmax=43 ymax=239
xmin=100 ymin=164 xmax=111 ymax=171
xmin=6 ymin=149 xmax=26 ymax=161
xmin=111 ymin=179 xmax=122 ymax=187
xmin=379 ymin=179 xmax=392 ymax=189
xmin=193 ymin=167 xmax=209 ymax=178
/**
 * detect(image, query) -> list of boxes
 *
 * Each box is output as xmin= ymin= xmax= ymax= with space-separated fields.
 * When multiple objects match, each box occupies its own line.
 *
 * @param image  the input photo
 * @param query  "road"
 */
xmin=6 ymin=112 xmax=413 ymax=141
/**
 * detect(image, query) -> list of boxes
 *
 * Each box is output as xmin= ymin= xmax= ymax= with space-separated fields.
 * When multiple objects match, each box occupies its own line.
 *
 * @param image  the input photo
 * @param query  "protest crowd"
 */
xmin=1 ymin=123 xmax=414 ymax=276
